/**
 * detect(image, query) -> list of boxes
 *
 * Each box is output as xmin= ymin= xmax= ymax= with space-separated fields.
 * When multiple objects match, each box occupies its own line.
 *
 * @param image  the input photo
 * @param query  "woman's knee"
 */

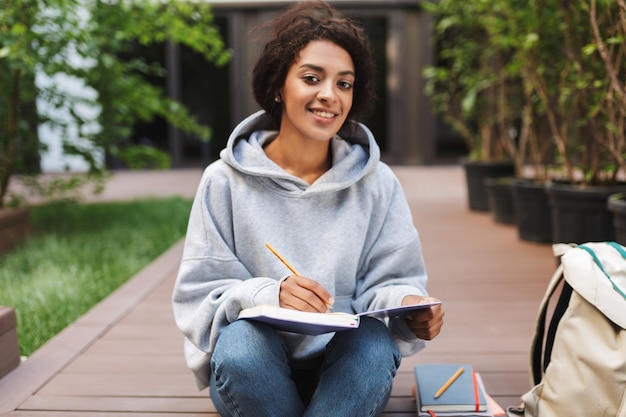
xmin=359 ymin=317 xmax=401 ymax=364
xmin=213 ymin=320 xmax=285 ymax=370
xmin=328 ymin=317 xmax=401 ymax=368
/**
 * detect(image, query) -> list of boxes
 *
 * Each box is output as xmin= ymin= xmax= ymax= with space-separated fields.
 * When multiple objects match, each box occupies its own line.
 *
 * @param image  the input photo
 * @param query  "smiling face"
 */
xmin=278 ymin=40 xmax=355 ymax=144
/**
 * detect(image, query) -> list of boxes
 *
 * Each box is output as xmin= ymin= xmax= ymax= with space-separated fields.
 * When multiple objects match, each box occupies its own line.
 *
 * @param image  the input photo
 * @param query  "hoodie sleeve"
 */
xmin=351 ymin=164 xmax=429 ymax=356
xmin=171 ymin=163 xmax=282 ymax=387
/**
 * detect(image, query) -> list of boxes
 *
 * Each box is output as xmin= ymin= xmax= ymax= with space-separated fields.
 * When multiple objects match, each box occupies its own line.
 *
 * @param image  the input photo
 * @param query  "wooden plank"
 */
xmin=64 ymin=354 xmax=187 ymax=374
xmin=7 ymin=412 xmax=218 ymax=417
xmin=400 ymin=351 xmax=530 ymax=371
xmin=382 ymin=396 xmax=417 ymax=413
xmin=36 ymin=373 xmax=200 ymax=397
xmin=103 ymin=322 xmax=181 ymax=339
xmin=480 ymin=371 xmax=531 ymax=396
xmin=114 ymin=303 xmax=180 ymax=327
xmin=494 ymin=396 xmax=523 ymax=411
xmin=19 ymin=396 xmax=215 ymax=413
xmin=81 ymin=338 xmax=182 ymax=356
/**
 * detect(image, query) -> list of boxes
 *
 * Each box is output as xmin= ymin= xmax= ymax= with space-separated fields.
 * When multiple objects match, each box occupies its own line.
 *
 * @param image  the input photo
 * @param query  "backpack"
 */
xmin=507 ymin=241 xmax=626 ymax=417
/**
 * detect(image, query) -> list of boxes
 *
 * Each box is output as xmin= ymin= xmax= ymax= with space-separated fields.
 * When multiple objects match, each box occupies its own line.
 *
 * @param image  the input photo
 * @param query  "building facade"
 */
xmin=149 ymin=0 xmax=454 ymax=168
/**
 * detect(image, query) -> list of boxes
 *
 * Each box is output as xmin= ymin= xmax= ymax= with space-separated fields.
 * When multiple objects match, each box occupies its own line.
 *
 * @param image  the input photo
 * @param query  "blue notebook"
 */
xmin=414 ymin=364 xmax=487 ymax=413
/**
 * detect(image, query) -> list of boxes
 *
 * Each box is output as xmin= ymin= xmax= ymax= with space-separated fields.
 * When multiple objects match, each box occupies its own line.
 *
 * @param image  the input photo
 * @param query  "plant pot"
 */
xmin=461 ymin=159 xmax=515 ymax=212
xmin=546 ymin=182 xmax=626 ymax=244
xmin=510 ymin=178 xmax=552 ymax=243
xmin=0 ymin=208 xmax=30 ymax=254
xmin=608 ymin=193 xmax=626 ymax=246
xmin=484 ymin=177 xmax=516 ymax=224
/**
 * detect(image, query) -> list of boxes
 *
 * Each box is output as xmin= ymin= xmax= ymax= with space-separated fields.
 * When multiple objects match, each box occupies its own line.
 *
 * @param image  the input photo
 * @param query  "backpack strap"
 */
xmin=542 ymin=280 xmax=572 ymax=375
xmin=529 ymin=262 xmax=568 ymax=385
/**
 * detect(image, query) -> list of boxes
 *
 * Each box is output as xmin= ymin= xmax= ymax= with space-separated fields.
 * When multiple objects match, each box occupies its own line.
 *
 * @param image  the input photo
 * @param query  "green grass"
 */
xmin=0 ymin=197 xmax=192 ymax=356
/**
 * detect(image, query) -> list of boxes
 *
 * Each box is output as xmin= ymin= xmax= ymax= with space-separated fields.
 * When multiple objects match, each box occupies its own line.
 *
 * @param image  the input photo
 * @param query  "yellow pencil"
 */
xmin=434 ymin=366 xmax=464 ymax=399
xmin=265 ymin=243 xmax=332 ymax=308
xmin=265 ymin=243 xmax=301 ymax=276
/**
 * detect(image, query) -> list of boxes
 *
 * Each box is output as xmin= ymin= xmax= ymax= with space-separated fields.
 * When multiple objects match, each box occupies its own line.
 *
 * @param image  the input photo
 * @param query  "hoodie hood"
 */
xmin=219 ymin=110 xmax=381 ymax=195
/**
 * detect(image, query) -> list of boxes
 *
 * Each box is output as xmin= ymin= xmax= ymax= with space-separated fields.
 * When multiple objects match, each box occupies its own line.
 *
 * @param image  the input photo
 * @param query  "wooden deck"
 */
xmin=0 ymin=166 xmax=557 ymax=416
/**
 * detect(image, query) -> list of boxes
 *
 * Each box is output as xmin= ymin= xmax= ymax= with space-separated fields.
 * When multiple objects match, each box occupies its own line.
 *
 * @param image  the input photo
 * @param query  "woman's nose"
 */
xmin=317 ymin=81 xmax=337 ymax=102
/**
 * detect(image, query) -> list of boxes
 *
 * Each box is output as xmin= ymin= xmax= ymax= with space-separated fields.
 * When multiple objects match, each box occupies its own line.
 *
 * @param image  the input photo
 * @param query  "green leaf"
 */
xmin=11 ymin=22 xmax=27 ymax=35
xmin=582 ymin=44 xmax=597 ymax=56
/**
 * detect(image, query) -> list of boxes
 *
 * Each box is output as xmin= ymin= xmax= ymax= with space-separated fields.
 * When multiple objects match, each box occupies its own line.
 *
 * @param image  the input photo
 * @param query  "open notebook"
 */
xmin=237 ymin=301 xmax=442 ymax=335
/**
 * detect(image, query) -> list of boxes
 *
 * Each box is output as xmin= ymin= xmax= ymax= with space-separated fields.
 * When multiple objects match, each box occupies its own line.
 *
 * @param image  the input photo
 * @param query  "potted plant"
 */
xmin=423 ymin=0 xmax=516 ymax=213
xmin=493 ymin=0 xmax=562 ymax=242
xmin=473 ymin=0 xmax=557 ymax=228
xmin=597 ymin=0 xmax=626 ymax=246
xmin=481 ymin=0 xmax=626 ymax=244
xmin=0 ymin=0 xmax=229 ymax=253
xmin=532 ymin=0 xmax=626 ymax=244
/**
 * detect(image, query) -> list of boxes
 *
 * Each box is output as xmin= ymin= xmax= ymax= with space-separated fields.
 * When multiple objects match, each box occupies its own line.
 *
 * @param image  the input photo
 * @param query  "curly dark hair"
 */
xmin=252 ymin=0 xmax=376 ymax=128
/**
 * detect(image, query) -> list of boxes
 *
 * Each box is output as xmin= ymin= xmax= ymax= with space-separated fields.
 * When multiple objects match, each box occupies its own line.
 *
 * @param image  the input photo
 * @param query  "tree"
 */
xmin=422 ymin=0 xmax=521 ymax=163
xmin=0 ymin=0 xmax=230 ymax=208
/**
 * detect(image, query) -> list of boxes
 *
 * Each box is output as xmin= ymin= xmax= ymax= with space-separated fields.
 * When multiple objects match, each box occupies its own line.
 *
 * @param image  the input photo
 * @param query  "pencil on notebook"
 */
xmin=434 ymin=366 xmax=465 ymax=399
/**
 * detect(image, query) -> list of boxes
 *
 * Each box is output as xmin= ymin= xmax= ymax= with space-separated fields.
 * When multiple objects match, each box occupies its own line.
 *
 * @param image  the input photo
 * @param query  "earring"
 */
xmin=274 ymin=95 xmax=281 ymax=103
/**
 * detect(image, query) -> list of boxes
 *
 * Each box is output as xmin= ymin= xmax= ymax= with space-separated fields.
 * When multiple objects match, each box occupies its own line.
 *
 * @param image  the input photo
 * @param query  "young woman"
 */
xmin=172 ymin=1 xmax=444 ymax=416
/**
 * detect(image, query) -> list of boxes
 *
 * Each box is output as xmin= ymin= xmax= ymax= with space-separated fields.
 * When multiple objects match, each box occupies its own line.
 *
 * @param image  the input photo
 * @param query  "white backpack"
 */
xmin=508 ymin=242 xmax=626 ymax=417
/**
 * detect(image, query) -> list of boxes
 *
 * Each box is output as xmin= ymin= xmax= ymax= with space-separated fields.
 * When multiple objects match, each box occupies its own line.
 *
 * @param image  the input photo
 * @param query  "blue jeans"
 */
xmin=209 ymin=316 xmax=401 ymax=417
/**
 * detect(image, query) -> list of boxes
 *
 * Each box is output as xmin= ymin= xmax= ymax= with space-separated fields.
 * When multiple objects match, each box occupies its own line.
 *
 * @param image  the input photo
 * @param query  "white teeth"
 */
xmin=312 ymin=110 xmax=335 ymax=118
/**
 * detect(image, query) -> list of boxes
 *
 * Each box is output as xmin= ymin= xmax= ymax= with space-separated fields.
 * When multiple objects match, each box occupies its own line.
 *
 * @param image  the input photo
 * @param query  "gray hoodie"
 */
xmin=172 ymin=110 xmax=429 ymax=390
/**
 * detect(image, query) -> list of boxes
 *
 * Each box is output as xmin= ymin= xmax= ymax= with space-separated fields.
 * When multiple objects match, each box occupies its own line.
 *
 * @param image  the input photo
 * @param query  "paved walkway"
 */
xmin=8 ymin=169 xmax=204 ymax=205
xmin=0 ymin=166 xmax=558 ymax=416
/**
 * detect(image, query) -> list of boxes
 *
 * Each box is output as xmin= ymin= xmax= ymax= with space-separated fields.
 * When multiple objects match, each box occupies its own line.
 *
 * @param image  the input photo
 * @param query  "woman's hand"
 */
xmin=402 ymin=295 xmax=444 ymax=340
xmin=279 ymin=275 xmax=334 ymax=313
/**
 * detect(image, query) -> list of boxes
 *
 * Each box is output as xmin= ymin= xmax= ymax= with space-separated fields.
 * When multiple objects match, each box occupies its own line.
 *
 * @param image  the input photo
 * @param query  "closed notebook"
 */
xmin=414 ymin=364 xmax=487 ymax=413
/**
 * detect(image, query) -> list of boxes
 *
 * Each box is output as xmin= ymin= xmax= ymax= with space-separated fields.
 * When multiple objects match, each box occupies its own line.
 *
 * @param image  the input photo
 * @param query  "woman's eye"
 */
xmin=303 ymin=75 xmax=320 ymax=84
xmin=338 ymin=80 xmax=354 ymax=90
